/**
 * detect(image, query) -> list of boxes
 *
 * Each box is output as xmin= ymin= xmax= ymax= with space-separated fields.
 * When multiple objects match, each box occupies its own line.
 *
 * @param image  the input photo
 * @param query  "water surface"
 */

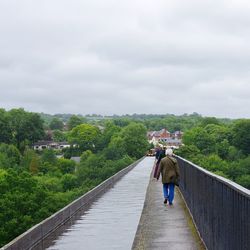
xmin=37 ymin=157 xmax=154 ymax=250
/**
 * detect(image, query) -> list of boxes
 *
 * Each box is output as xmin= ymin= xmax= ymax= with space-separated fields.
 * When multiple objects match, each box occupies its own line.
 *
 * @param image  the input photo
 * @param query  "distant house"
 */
xmin=147 ymin=128 xmax=183 ymax=148
xmin=173 ymin=131 xmax=184 ymax=140
xmin=147 ymin=128 xmax=171 ymax=140
xmin=33 ymin=141 xmax=71 ymax=151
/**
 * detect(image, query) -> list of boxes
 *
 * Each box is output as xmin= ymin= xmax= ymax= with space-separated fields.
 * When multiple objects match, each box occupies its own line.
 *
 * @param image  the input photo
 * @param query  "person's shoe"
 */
xmin=169 ymin=202 xmax=173 ymax=206
xmin=164 ymin=198 xmax=168 ymax=204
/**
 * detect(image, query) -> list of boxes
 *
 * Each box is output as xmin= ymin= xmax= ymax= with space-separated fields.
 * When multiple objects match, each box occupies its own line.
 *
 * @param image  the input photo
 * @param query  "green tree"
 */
xmin=113 ymin=118 xmax=131 ymax=127
xmin=61 ymin=174 xmax=78 ymax=191
xmin=182 ymin=127 xmax=215 ymax=155
xmin=8 ymin=109 xmax=44 ymax=149
xmin=29 ymin=155 xmax=40 ymax=174
xmin=176 ymin=145 xmax=201 ymax=160
xmin=49 ymin=118 xmax=64 ymax=130
xmin=104 ymin=136 xmax=126 ymax=160
xmin=204 ymin=124 xmax=231 ymax=143
xmin=0 ymin=170 xmax=48 ymax=246
xmin=35 ymin=175 xmax=63 ymax=192
xmin=68 ymin=124 xmax=100 ymax=152
xmin=77 ymin=153 xmax=106 ymax=183
xmin=0 ymin=144 xmax=21 ymax=168
xmin=21 ymin=148 xmax=37 ymax=170
xmin=231 ymin=156 xmax=250 ymax=178
xmin=67 ymin=115 xmax=86 ymax=130
xmin=120 ymin=123 xmax=149 ymax=158
xmin=52 ymin=130 xmax=67 ymax=142
xmin=196 ymin=154 xmax=229 ymax=173
xmin=236 ymin=175 xmax=250 ymax=189
xmin=41 ymin=149 xmax=57 ymax=165
xmin=200 ymin=117 xmax=221 ymax=127
xmin=80 ymin=150 xmax=93 ymax=163
xmin=0 ymin=109 xmax=12 ymax=144
xmin=57 ymin=158 xmax=75 ymax=174
xmin=95 ymin=121 xmax=121 ymax=151
xmin=39 ymin=149 xmax=58 ymax=174
xmin=0 ymin=152 xmax=11 ymax=169
xmin=227 ymin=146 xmax=244 ymax=161
xmin=215 ymin=139 xmax=230 ymax=160
xmin=232 ymin=119 xmax=250 ymax=155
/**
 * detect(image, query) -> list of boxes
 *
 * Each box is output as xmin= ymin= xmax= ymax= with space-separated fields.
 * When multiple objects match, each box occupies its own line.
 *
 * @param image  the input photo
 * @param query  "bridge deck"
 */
xmin=34 ymin=157 xmax=202 ymax=250
xmin=132 ymin=165 xmax=203 ymax=250
xmin=34 ymin=157 xmax=153 ymax=250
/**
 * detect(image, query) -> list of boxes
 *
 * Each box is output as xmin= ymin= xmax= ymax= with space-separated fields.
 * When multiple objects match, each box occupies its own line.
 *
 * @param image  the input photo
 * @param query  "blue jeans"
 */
xmin=163 ymin=183 xmax=175 ymax=204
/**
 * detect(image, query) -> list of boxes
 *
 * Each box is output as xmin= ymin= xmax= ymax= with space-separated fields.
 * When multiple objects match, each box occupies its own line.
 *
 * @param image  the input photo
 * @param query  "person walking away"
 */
xmin=153 ymin=147 xmax=166 ymax=178
xmin=155 ymin=146 xmax=161 ymax=161
xmin=153 ymin=146 xmax=161 ymax=178
xmin=156 ymin=148 xmax=180 ymax=205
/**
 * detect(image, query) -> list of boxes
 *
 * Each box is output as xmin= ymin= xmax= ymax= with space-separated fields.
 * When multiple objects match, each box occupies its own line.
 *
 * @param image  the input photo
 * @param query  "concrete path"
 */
xmin=132 ymin=170 xmax=204 ymax=250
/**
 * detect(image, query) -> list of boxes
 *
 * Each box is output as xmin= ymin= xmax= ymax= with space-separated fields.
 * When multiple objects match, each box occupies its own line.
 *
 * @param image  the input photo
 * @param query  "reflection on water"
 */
xmin=35 ymin=157 xmax=154 ymax=250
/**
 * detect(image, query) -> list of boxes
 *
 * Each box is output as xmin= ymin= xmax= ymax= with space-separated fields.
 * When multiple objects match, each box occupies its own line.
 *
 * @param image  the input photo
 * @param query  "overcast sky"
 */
xmin=0 ymin=0 xmax=250 ymax=118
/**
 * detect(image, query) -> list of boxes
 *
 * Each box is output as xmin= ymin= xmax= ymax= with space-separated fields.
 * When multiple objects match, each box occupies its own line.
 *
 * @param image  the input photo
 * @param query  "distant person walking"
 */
xmin=155 ymin=146 xmax=161 ymax=161
xmin=153 ymin=146 xmax=166 ymax=178
xmin=156 ymin=148 xmax=180 ymax=205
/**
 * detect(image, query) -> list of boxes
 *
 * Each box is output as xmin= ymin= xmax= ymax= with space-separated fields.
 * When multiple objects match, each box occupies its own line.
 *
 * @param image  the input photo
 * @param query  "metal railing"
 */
xmin=176 ymin=155 xmax=250 ymax=250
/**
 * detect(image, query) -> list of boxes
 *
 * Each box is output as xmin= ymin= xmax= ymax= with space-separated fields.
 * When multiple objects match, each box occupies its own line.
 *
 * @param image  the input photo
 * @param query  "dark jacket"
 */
xmin=155 ymin=148 xmax=161 ymax=160
xmin=157 ymin=156 xmax=180 ymax=184
xmin=156 ymin=149 xmax=166 ymax=165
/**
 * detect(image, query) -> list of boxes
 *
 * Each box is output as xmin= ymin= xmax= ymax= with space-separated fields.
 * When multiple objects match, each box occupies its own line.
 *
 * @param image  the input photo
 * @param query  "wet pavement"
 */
xmin=35 ymin=157 xmax=154 ymax=250
xmin=132 ymin=173 xmax=203 ymax=250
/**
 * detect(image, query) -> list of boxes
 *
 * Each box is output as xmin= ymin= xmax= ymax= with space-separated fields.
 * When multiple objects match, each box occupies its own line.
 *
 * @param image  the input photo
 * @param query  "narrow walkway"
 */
xmin=132 ymin=168 xmax=201 ymax=250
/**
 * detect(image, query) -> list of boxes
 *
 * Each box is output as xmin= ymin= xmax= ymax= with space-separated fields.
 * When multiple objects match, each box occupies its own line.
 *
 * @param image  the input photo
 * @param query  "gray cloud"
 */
xmin=0 ymin=0 xmax=250 ymax=118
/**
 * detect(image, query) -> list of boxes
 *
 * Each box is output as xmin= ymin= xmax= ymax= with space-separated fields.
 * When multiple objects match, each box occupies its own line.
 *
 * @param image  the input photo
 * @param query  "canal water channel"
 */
xmin=35 ymin=157 xmax=154 ymax=250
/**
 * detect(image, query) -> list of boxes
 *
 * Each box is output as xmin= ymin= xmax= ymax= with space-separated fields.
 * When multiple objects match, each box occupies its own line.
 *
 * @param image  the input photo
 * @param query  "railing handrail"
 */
xmin=176 ymin=154 xmax=250 ymax=250
xmin=175 ymin=155 xmax=250 ymax=197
